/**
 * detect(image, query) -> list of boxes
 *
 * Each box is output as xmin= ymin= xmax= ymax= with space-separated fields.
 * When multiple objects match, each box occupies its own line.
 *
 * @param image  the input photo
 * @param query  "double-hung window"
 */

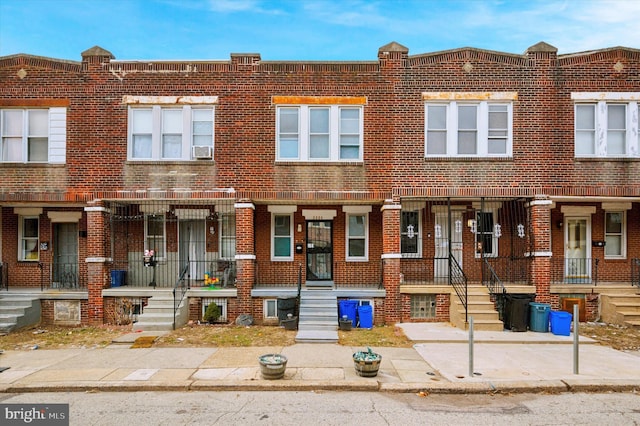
xmin=572 ymin=93 xmax=640 ymax=158
xmin=144 ymin=214 xmax=166 ymax=260
xmin=268 ymin=205 xmax=296 ymax=261
xmin=19 ymin=216 xmax=39 ymax=261
xmin=604 ymin=211 xmax=626 ymax=258
xmin=125 ymin=96 xmax=216 ymax=161
xmin=344 ymin=206 xmax=371 ymax=261
xmin=274 ymin=96 xmax=365 ymax=162
xmin=423 ymin=92 xmax=515 ymax=158
xmin=1 ymin=108 xmax=67 ymax=163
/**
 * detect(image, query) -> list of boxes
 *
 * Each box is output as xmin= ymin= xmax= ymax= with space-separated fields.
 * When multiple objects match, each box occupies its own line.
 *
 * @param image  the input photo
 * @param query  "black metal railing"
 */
xmin=551 ymin=257 xmax=598 ymax=284
xmin=173 ymin=261 xmax=190 ymax=330
xmin=483 ymin=257 xmax=505 ymax=297
xmin=632 ymin=258 xmax=640 ymax=288
xmin=449 ymin=254 xmax=468 ymax=323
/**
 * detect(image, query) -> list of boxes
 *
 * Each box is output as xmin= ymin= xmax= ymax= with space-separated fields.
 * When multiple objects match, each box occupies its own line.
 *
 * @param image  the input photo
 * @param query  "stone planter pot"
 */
xmin=258 ymin=354 xmax=288 ymax=380
xmin=353 ymin=349 xmax=381 ymax=377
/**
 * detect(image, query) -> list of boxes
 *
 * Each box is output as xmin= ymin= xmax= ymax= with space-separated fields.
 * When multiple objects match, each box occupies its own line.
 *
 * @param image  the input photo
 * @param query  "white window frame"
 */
xmin=276 ymin=105 xmax=364 ymax=162
xmin=344 ymin=206 xmax=370 ymax=262
xmin=264 ymin=299 xmax=279 ymax=319
xmin=572 ymin=93 xmax=640 ymax=158
xmin=424 ymin=101 xmax=513 ymax=157
xmin=268 ymin=206 xmax=296 ymax=261
xmin=144 ymin=214 xmax=166 ymax=261
xmin=1 ymin=108 xmax=67 ymax=164
xmin=604 ymin=211 xmax=626 ymax=259
xmin=127 ymin=103 xmax=215 ymax=161
xmin=219 ymin=213 xmax=236 ymax=260
xmin=18 ymin=216 xmax=39 ymax=261
xmin=475 ymin=210 xmax=499 ymax=258
xmin=202 ymin=298 xmax=227 ymax=322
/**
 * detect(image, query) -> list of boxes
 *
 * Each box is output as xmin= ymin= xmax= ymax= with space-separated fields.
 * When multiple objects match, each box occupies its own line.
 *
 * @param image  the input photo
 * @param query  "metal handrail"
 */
xmin=449 ymin=254 xmax=468 ymax=323
xmin=172 ymin=261 xmax=190 ymax=330
xmin=483 ymin=257 xmax=506 ymax=297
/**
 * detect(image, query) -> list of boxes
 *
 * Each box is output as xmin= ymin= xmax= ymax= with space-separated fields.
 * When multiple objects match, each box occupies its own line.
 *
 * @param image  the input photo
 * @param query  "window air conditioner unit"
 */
xmin=192 ymin=145 xmax=213 ymax=159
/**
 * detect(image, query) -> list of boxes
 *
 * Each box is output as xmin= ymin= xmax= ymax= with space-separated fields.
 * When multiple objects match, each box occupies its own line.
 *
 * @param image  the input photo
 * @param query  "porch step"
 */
xmin=450 ymin=286 xmax=503 ymax=331
xmin=600 ymin=292 xmax=640 ymax=327
xmin=295 ymin=289 xmax=338 ymax=343
xmin=132 ymin=293 xmax=188 ymax=332
xmin=0 ymin=295 xmax=41 ymax=334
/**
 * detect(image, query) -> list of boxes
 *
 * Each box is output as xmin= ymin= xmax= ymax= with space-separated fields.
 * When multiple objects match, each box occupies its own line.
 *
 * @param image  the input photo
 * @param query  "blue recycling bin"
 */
xmin=110 ymin=270 xmax=126 ymax=287
xmin=339 ymin=300 xmax=358 ymax=327
xmin=550 ymin=310 xmax=572 ymax=336
xmin=358 ymin=305 xmax=373 ymax=328
xmin=529 ymin=302 xmax=550 ymax=332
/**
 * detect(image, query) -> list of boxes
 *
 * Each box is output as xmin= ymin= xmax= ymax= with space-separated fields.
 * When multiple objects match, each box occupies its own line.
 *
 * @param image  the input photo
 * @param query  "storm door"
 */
xmin=179 ymin=220 xmax=206 ymax=282
xmin=306 ymin=220 xmax=332 ymax=281
xmin=564 ymin=217 xmax=591 ymax=281
xmin=53 ymin=223 xmax=78 ymax=288
xmin=434 ymin=211 xmax=463 ymax=282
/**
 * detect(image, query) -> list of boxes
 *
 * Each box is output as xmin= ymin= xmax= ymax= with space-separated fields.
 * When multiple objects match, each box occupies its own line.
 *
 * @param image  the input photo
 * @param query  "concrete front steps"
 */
xmin=0 ymin=294 xmax=41 ymax=333
xmin=295 ymin=289 xmax=338 ymax=343
xmin=132 ymin=292 xmax=188 ymax=332
xmin=450 ymin=286 xmax=503 ymax=331
xmin=600 ymin=288 xmax=640 ymax=327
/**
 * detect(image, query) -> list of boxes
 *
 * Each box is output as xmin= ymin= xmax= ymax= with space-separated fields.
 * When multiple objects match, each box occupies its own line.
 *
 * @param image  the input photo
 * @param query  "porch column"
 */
xmin=381 ymin=200 xmax=402 ymax=324
xmin=234 ymin=201 xmax=255 ymax=318
xmin=84 ymin=202 xmax=111 ymax=325
xmin=528 ymin=196 xmax=552 ymax=303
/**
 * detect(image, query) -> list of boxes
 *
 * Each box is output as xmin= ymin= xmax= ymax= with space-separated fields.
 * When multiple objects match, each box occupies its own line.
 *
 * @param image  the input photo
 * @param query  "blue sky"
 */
xmin=1 ymin=0 xmax=638 ymax=61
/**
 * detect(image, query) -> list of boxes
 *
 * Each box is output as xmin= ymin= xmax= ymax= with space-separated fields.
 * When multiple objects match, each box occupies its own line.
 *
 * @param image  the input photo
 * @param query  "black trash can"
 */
xmin=504 ymin=294 xmax=535 ymax=332
xmin=277 ymin=297 xmax=297 ymax=321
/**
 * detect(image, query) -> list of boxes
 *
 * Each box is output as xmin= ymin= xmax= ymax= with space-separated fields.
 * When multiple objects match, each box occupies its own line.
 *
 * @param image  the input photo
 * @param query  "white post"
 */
xmin=573 ymin=304 xmax=579 ymax=374
xmin=469 ymin=316 xmax=474 ymax=377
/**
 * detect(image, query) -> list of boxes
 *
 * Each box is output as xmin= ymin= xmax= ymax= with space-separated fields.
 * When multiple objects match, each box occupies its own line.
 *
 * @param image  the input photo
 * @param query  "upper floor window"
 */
xmin=423 ymin=92 xmax=515 ymax=158
xmin=572 ymin=93 xmax=639 ymax=158
xmin=1 ymin=108 xmax=67 ymax=163
xmin=273 ymin=96 xmax=366 ymax=162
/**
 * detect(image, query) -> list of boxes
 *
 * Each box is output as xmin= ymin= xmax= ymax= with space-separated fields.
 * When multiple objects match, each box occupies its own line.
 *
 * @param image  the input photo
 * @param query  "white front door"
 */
xmin=564 ymin=217 xmax=591 ymax=281
xmin=179 ymin=220 xmax=206 ymax=281
xmin=434 ymin=211 xmax=463 ymax=282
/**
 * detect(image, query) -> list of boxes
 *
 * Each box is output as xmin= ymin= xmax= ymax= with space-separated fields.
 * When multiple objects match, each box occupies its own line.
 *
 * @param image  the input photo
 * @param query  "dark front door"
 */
xmin=306 ymin=220 xmax=332 ymax=281
xmin=53 ymin=222 xmax=78 ymax=288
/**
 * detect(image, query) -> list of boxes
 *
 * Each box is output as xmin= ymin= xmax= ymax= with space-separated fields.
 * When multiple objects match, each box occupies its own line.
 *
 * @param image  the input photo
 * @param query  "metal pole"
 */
xmin=469 ymin=316 xmax=474 ymax=377
xmin=573 ymin=304 xmax=579 ymax=374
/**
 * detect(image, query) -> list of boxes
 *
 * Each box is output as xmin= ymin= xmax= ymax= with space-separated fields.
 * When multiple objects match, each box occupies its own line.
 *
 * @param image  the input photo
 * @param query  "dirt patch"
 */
xmin=0 ymin=325 xmax=130 ymax=350
xmin=579 ymin=322 xmax=640 ymax=351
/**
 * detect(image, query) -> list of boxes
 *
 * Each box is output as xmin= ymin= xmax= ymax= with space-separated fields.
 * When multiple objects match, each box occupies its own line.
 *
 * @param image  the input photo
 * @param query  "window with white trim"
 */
xmin=1 ymin=108 xmax=66 ymax=163
xmin=202 ymin=298 xmax=227 ymax=322
xmin=144 ymin=214 xmax=166 ymax=260
xmin=272 ymin=213 xmax=293 ymax=261
xmin=19 ymin=216 xmax=39 ymax=261
xmin=604 ymin=211 xmax=626 ymax=258
xmin=425 ymin=102 xmax=512 ymax=157
xmin=475 ymin=211 xmax=498 ymax=257
xmin=219 ymin=213 xmax=236 ymax=259
xmin=128 ymin=106 xmax=214 ymax=160
xmin=401 ymin=210 xmax=422 ymax=258
xmin=573 ymin=94 xmax=639 ymax=157
xmin=264 ymin=299 xmax=278 ymax=319
xmin=346 ymin=213 xmax=368 ymax=261
xmin=276 ymin=105 xmax=363 ymax=161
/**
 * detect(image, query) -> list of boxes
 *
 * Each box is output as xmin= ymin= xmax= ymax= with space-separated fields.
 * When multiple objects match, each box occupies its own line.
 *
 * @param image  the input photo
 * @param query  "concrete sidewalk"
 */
xmin=0 ymin=323 xmax=638 ymax=394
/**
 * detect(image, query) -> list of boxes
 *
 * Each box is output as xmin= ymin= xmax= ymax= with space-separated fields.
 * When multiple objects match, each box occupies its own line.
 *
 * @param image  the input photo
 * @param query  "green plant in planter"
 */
xmin=203 ymin=302 xmax=221 ymax=324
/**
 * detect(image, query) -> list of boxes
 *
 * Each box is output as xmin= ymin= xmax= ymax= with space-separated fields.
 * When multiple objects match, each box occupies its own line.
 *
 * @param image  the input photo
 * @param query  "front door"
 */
xmin=565 ymin=217 xmax=591 ymax=281
xmin=434 ymin=212 xmax=463 ymax=282
xmin=179 ymin=220 xmax=206 ymax=282
xmin=306 ymin=220 xmax=332 ymax=281
xmin=53 ymin=223 xmax=78 ymax=288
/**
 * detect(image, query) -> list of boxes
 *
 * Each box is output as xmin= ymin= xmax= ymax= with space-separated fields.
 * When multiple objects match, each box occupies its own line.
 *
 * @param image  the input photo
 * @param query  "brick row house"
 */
xmin=0 ymin=41 xmax=638 ymax=337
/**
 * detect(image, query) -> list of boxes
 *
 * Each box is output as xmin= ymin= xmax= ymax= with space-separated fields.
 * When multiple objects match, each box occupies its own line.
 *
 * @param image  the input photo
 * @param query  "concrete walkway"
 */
xmin=0 ymin=323 xmax=638 ymax=394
